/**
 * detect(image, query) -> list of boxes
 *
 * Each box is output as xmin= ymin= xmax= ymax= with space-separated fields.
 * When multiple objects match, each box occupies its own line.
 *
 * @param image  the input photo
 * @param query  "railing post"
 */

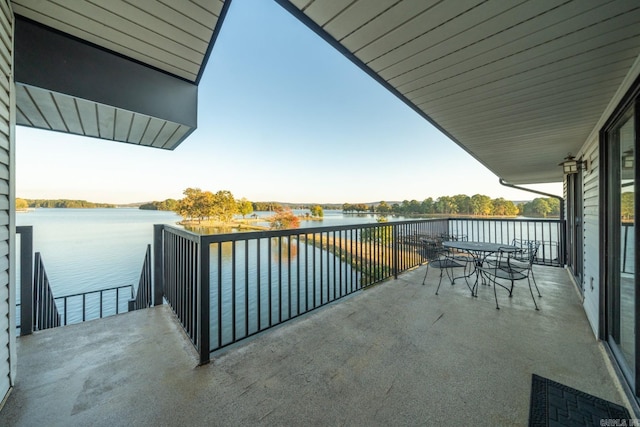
xmin=153 ymin=224 xmax=164 ymax=306
xmin=17 ymin=226 xmax=33 ymax=336
xmin=198 ymin=236 xmax=210 ymax=365
xmin=446 ymin=218 xmax=451 ymax=239
xmin=560 ymin=219 xmax=568 ymax=266
xmin=392 ymin=225 xmax=398 ymax=279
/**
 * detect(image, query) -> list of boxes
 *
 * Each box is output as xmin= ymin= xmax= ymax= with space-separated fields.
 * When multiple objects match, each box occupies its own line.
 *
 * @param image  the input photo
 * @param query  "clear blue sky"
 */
xmin=16 ymin=0 xmax=561 ymax=205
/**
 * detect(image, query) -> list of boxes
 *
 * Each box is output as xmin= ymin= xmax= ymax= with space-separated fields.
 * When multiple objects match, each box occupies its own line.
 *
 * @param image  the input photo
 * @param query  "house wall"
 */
xmin=0 ymin=0 xmax=13 ymax=405
xmin=575 ymin=53 xmax=640 ymax=338
xmin=581 ymin=137 xmax=600 ymax=336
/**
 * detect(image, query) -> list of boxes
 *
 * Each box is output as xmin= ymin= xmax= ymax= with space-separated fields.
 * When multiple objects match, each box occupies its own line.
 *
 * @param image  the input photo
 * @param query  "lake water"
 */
xmin=17 ymin=208 xmax=181 ymax=299
xmin=16 ymin=209 xmax=561 ymax=297
xmin=15 ymin=209 xmax=564 ymax=329
xmin=14 ymin=208 xmax=402 ymax=327
xmin=15 ymin=208 xmax=386 ymax=301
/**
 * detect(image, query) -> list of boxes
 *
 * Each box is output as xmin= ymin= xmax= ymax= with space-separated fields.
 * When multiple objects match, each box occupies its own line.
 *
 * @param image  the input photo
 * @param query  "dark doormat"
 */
xmin=529 ymin=374 xmax=630 ymax=426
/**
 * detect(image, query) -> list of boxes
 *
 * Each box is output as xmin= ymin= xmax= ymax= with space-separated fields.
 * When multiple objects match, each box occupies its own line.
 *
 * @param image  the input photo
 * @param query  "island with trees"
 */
xmin=137 ymin=188 xmax=561 ymax=232
xmin=144 ymin=188 xmax=316 ymax=230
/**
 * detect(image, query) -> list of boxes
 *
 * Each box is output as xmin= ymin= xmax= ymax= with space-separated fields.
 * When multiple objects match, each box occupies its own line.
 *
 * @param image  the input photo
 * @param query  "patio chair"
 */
xmin=439 ymin=233 xmax=468 ymax=242
xmin=484 ymin=240 xmax=542 ymax=298
xmin=421 ymin=240 xmax=471 ymax=295
xmin=439 ymin=233 xmax=474 ymax=270
xmin=512 ymin=239 xmax=542 ymax=297
xmin=477 ymin=246 xmax=540 ymax=310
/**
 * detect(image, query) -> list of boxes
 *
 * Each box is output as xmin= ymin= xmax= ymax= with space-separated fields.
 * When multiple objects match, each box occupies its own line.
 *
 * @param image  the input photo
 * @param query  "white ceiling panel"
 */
xmin=323 ymin=0 xmax=397 ymax=41
xmin=162 ymin=125 xmax=192 ymax=150
xmin=367 ymin=0 xmax=552 ymax=72
xmin=303 ymin=0 xmax=352 ymax=27
xmin=340 ymin=1 xmax=439 ymax=53
xmin=11 ymin=0 xmax=224 ymax=82
xmin=278 ymin=0 xmax=640 ymax=183
xmin=398 ymin=8 xmax=640 ymax=99
xmin=425 ymin=50 xmax=636 ymax=115
xmin=114 ymin=110 xmax=135 ymax=142
xmin=290 ymin=0 xmax=311 ymax=10
xmin=11 ymin=0 xmax=224 ymax=149
xmin=75 ymin=97 xmax=100 ymax=138
xmin=16 ymin=84 xmax=191 ymax=150
xmin=354 ymin=0 xmax=486 ymax=64
xmin=50 ymin=93 xmax=83 ymax=135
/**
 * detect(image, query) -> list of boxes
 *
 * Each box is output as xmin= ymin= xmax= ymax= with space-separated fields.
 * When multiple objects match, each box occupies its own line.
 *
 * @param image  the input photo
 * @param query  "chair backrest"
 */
xmin=422 ymin=240 xmax=446 ymax=262
xmin=511 ymin=239 xmax=540 ymax=263
xmin=497 ymin=245 xmax=535 ymax=275
xmin=440 ymin=233 xmax=468 ymax=242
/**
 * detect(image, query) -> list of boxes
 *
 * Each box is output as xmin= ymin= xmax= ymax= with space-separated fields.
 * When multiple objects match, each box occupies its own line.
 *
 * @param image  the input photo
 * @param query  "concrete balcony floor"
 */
xmin=0 ymin=265 xmax=633 ymax=426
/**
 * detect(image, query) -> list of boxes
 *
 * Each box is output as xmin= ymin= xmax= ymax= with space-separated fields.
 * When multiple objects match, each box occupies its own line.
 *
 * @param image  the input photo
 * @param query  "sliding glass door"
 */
xmin=606 ymin=104 xmax=636 ymax=387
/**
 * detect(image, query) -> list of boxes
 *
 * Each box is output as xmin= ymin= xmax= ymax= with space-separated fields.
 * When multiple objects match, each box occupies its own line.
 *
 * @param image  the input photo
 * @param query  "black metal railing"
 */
xmin=17 ymin=226 xmax=145 ymax=333
xmin=54 ymin=285 xmax=134 ymax=326
xmin=159 ymin=226 xmax=206 ymax=362
xmin=155 ymin=219 xmax=452 ymax=364
xmin=17 ymin=226 xmax=34 ymax=335
xmin=129 ymin=244 xmax=152 ymax=311
xmin=447 ymin=218 xmax=565 ymax=266
xmin=18 ymin=284 xmax=134 ymax=330
xmin=33 ymin=252 xmax=61 ymax=331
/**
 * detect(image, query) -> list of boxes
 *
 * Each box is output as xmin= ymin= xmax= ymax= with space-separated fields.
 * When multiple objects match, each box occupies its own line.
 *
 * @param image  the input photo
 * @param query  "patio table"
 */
xmin=443 ymin=241 xmax=519 ymax=296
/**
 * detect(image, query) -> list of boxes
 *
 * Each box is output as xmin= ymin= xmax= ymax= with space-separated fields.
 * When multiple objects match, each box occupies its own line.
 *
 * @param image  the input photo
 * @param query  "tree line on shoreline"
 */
xmin=15 ymin=191 xmax=561 ymax=219
xmin=16 ymin=198 xmax=116 ymax=209
xmin=141 ymin=189 xmax=560 ymax=222
xmin=343 ymin=195 xmax=561 ymax=218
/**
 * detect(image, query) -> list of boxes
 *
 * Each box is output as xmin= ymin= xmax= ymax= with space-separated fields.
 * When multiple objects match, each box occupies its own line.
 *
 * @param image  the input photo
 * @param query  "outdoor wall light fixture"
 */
xmin=623 ymin=149 xmax=634 ymax=170
xmin=559 ymin=153 xmax=590 ymax=175
xmin=559 ymin=154 xmax=579 ymax=174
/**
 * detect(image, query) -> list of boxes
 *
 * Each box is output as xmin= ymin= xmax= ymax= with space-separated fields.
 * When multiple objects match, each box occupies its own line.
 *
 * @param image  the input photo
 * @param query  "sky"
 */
xmin=16 ymin=0 xmax=562 ymax=205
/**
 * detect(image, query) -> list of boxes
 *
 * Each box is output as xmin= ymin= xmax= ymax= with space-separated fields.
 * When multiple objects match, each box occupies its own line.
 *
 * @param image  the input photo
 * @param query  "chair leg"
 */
xmin=527 ymin=277 xmax=540 ymax=311
xmin=493 ymin=278 xmax=500 ymax=310
xmin=444 ymin=267 xmax=455 ymax=285
xmin=435 ymin=269 xmax=444 ymax=295
xmin=463 ymin=274 xmax=472 ymax=296
xmin=531 ymin=270 xmax=541 ymax=297
xmin=422 ymin=264 xmax=430 ymax=286
xmin=451 ymin=266 xmax=473 ymax=296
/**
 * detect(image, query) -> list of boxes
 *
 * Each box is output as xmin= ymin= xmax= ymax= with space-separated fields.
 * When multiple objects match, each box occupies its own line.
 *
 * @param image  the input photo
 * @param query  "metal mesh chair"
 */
xmin=512 ymin=239 xmax=541 ymax=297
xmin=477 ymin=246 xmax=540 ymax=310
xmin=421 ymin=240 xmax=471 ymax=295
xmin=485 ymin=239 xmax=542 ymax=299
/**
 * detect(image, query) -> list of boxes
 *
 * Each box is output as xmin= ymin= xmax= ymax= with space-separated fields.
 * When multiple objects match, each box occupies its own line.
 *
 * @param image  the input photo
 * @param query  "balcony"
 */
xmin=0 ymin=244 xmax=631 ymax=425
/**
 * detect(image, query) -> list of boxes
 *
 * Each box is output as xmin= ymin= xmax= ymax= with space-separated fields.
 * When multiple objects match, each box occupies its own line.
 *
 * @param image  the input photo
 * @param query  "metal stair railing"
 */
xmin=129 ymin=244 xmax=152 ymax=311
xmin=33 ymin=252 xmax=61 ymax=331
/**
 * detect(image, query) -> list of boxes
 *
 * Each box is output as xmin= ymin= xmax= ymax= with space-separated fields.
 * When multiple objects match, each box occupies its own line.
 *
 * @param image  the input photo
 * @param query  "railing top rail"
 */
xmin=161 ymin=225 xmax=202 ymax=242
xmin=448 ymin=217 xmax=564 ymax=224
xmin=160 ymin=218 xmax=449 ymax=244
xmin=53 ymin=284 xmax=133 ymax=300
xmin=160 ymin=217 xmax=563 ymax=245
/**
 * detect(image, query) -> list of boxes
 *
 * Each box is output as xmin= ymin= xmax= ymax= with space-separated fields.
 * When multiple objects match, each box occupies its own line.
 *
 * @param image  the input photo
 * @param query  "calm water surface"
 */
xmin=16 ymin=209 xmax=564 ymax=329
xmin=15 ymin=208 xmax=387 ymax=300
xmin=16 ymin=208 xmax=182 ymax=300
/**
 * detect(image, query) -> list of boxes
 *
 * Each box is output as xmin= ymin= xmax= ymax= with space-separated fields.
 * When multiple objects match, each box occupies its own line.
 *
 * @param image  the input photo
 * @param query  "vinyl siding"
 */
xmin=0 ymin=0 xmax=11 ymax=404
xmin=582 ymin=139 xmax=600 ymax=336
